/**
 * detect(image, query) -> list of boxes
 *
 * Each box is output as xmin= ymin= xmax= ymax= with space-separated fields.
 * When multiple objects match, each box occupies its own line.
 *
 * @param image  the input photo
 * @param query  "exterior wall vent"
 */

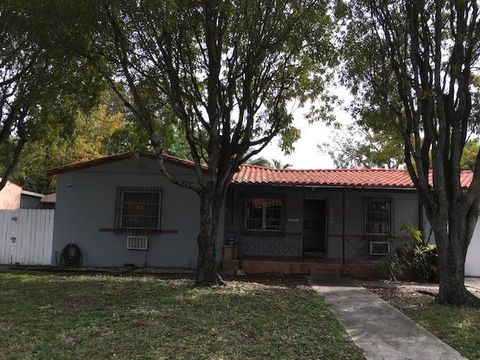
xmin=369 ymin=241 xmax=390 ymax=256
xmin=127 ymin=236 xmax=149 ymax=250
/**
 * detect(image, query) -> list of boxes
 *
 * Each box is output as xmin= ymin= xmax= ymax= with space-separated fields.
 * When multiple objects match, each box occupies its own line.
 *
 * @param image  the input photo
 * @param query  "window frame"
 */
xmin=242 ymin=194 xmax=285 ymax=234
xmin=115 ymin=187 xmax=163 ymax=230
xmin=364 ymin=197 xmax=392 ymax=236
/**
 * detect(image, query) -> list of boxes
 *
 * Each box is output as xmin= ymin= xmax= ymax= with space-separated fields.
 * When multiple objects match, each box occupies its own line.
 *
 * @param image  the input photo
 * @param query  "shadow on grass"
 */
xmin=0 ymin=270 xmax=364 ymax=360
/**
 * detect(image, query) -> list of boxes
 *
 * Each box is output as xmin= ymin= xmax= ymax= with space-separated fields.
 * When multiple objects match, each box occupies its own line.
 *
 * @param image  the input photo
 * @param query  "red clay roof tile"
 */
xmin=232 ymin=164 xmax=474 ymax=189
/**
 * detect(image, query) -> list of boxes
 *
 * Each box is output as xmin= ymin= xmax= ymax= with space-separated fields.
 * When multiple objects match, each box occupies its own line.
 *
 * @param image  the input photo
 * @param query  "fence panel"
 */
xmin=0 ymin=209 xmax=54 ymax=265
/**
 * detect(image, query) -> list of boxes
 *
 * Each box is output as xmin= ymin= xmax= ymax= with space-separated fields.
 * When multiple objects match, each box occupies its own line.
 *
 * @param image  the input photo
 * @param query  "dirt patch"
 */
xmin=366 ymin=285 xmax=435 ymax=310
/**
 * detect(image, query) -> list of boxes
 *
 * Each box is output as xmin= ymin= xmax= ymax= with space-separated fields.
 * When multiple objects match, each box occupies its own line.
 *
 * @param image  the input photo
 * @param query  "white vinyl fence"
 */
xmin=466 ymin=217 xmax=480 ymax=277
xmin=0 ymin=209 xmax=54 ymax=265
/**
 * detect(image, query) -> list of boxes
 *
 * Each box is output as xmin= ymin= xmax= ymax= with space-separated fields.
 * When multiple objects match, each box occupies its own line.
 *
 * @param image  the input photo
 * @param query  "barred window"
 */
xmin=365 ymin=198 xmax=391 ymax=235
xmin=245 ymin=195 xmax=283 ymax=231
xmin=116 ymin=187 xmax=162 ymax=229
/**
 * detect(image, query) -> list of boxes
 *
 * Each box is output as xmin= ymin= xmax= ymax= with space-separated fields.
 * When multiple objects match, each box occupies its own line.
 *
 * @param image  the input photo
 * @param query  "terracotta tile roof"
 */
xmin=47 ymin=151 xmax=474 ymax=189
xmin=232 ymin=165 xmax=474 ymax=189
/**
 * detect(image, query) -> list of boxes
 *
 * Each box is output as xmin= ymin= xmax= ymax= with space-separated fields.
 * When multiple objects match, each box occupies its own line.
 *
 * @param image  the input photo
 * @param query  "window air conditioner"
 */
xmin=127 ymin=236 xmax=149 ymax=250
xmin=369 ymin=241 xmax=390 ymax=256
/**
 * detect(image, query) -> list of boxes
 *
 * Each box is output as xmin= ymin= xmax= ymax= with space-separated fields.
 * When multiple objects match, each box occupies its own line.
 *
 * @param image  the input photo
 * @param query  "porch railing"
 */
xmin=225 ymin=231 xmax=408 ymax=263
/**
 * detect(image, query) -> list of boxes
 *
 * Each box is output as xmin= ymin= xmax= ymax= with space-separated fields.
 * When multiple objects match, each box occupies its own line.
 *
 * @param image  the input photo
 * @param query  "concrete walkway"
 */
xmin=308 ymin=277 xmax=466 ymax=360
xmin=466 ymin=277 xmax=480 ymax=291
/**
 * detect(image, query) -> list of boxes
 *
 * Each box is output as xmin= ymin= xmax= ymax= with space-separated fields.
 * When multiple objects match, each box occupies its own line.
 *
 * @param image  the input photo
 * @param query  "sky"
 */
xmin=258 ymin=85 xmax=355 ymax=169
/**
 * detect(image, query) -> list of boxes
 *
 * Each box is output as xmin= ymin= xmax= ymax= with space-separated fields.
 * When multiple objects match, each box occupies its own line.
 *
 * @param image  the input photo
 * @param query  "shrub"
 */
xmin=384 ymin=223 xmax=438 ymax=282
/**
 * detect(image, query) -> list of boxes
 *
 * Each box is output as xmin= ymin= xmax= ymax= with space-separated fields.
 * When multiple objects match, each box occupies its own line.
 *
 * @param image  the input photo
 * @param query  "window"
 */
xmin=245 ymin=195 xmax=283 ymax=231
xmin=364 ymin=198 xmax=391 ymax=235
xmin=116 ymin=187 xmax=162 ymax=230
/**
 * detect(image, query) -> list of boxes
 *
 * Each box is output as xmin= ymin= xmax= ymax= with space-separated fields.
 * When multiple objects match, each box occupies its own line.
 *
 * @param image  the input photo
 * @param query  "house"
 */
xmin=47 ymin=152 xmax=480 ymax=277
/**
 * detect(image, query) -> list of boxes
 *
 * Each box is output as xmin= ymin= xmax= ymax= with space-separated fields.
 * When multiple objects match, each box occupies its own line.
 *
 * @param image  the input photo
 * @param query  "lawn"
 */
xmin=367 ymin=285 xmax=480 ymax=360
xmin=0 ymin=271 xmax=363 ymax=360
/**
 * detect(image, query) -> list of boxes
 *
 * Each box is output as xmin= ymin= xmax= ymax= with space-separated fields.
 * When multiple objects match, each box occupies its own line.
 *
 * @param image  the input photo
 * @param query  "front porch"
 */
xmin=222 ymin=184 xmax=421 ymax=277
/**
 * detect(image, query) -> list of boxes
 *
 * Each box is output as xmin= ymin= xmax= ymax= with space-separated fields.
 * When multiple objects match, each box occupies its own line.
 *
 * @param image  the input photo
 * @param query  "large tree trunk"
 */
xmin=433 ymin=211 xmax=479 ymax=305
xmin=436 ymin=232 xmax=467 ymax=305
xmin=196 ymin=190 xmax=224 ymax=286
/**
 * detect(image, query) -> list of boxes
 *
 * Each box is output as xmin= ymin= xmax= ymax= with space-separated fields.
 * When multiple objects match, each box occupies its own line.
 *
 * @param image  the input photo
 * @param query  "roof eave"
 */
xmin=231 ymin=182 xmax=417 ymax=191
xmin=46 ymin=151 xmax=199 ymax=176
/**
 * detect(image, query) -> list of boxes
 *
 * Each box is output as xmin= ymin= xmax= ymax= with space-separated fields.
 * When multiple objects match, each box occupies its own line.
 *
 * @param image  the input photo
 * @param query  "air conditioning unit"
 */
xmin=127 ymin=236 xmax=149 ymax=250
xmin=369 ymin=241 xmax=390 ymax=256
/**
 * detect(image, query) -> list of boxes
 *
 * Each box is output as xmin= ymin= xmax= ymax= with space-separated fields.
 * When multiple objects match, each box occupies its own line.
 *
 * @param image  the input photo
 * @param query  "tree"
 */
xmin=322 ymin=124 xmax=476 ymax=170
xmin=343 ymin=0 xmax=480 ymax=304
xmin=0 ymin=0 xmax=102 ymax=191
xmin=272 ymin=159 xmax=292 ymax=169
xmin=461 ymin=139 xmax=480 ymax=170
xmin=4 ymin=104 xmax=144 ymax=193
xmin=70 ymin=0 xmax=334 ymax=285
xmin=248 ymin=157 xmax=273 ymax=167
xmin=248 ymin=157 xmax=293 ymax=169
xmin=2 ymin=94 xmax=191 ymax=193
xmin=320 ymin=123 xmax=404 ymax=169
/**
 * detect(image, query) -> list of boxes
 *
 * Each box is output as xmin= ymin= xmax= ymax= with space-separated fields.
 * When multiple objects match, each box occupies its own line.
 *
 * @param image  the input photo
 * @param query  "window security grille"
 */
xmin=127 ymin=236 xmax=149 ymax=250
xmin=245 ymin=195 xmax=283 ymax=231
xmin=365 ymin=198 xmax=392 ymax=236
xmin=115 ymin=187 xmax=162 ymax=230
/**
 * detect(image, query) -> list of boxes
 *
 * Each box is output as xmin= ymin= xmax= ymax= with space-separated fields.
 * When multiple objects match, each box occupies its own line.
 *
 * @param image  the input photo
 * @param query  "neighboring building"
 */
xmin=0 ymin=179 xmax=22 ymax=209
xmin=40 ymin=193 xmax=56 ymax=209
xmin=0 ymin=181 xmax=53 ymax=210
xmin=47 ymin=152 xmax=479 ymax=276
xmin=20 ymin=190 xmax=45 ymax=209
xmin=0 ymin=178 xmax=57 ymax=210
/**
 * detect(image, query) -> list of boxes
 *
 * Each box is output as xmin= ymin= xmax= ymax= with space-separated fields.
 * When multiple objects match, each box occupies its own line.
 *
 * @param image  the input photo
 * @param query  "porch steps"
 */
xmin=223 ymin=259 xmax=382 ymax=279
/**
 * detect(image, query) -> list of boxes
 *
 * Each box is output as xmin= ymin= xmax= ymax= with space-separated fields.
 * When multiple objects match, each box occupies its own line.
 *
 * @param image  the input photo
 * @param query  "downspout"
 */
xmin=342 ymin=187 xmax=346 ymax=265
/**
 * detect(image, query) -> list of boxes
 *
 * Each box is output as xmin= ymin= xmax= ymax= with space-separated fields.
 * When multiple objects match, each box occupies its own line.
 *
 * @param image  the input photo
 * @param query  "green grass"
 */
xmin=369 ymin=286 xmax=480 ymax=360
xmin=0 ymin=271 xmax=363 ymax=360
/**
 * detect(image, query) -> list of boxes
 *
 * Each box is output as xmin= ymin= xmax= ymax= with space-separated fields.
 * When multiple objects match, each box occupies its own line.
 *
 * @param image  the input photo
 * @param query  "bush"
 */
xmin=384 ymin=223 xmax=438 ymax=282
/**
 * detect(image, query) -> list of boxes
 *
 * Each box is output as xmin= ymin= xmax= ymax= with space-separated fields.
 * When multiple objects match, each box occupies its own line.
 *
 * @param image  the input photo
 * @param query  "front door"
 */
xmin=303 ymin=199 xmax=327 ymax=254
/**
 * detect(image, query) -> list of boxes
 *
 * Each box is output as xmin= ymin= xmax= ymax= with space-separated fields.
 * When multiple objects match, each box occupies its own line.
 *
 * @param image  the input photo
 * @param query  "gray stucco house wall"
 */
xmin=225 ymin=185 xmax=420 ymax=260
xmin=52 ymin=156 xmax=224 ymax=268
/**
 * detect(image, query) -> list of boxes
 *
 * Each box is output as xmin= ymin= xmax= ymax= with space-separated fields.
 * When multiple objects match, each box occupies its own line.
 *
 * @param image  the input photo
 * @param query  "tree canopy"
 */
xmin=321 ymin=125 xmax=480 ymax=170
xmin=0 ymin=0 xmax=104 ymax=190
xmin=65 ymin=0 xmax=335 ymax=284
xmin=320 ymin=123 xmax=404 ymax=169
xmin=1 ymin=91 xmax=191 ymax=194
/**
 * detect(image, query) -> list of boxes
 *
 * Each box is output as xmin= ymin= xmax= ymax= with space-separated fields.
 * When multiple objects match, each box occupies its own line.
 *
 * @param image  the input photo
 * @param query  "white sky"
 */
xmin=258 ymin=85 xmax=355 ymax=169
